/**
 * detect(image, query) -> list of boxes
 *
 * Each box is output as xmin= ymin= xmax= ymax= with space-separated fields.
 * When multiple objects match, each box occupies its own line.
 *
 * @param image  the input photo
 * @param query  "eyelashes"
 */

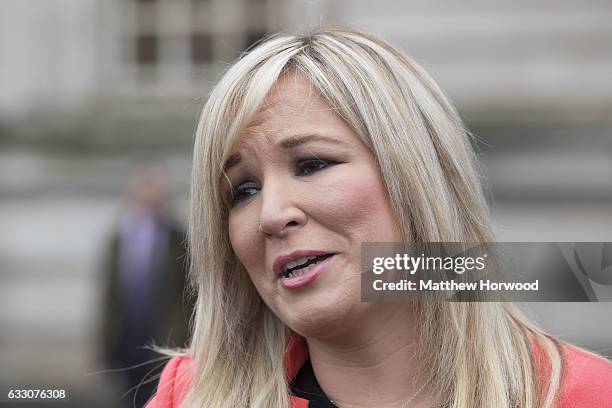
xmin=295 ymin=158 xmax=337 ymax=177
xmin=227 ymin=181 xmax=258 ymax=207
xmin=226 ymin=158 xmax=339 ymax=208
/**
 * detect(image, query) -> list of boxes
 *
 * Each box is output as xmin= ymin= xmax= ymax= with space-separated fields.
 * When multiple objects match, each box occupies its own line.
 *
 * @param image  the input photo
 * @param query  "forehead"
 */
xmin=230 ymin=75 xmax=347 ymax=151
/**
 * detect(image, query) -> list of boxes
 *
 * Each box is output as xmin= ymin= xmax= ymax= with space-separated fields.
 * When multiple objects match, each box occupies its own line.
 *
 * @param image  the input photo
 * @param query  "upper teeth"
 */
xmin=284 ymin=256 xmax=318 ymax=273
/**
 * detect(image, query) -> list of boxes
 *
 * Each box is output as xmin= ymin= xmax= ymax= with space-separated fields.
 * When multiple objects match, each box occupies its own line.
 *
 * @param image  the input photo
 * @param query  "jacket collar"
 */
xmin=285 ymin=333 xmax=310 ymax=407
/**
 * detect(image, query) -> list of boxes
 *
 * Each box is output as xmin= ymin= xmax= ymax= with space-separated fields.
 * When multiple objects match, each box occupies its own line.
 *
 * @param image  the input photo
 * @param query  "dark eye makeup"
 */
xmin=225 ymin=157 xmax=339 ymax=208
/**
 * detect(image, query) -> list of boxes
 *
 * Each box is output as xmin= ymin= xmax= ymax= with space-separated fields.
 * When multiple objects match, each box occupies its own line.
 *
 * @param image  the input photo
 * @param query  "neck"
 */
xmin=305 ymin=304 xmax=434 ymax=408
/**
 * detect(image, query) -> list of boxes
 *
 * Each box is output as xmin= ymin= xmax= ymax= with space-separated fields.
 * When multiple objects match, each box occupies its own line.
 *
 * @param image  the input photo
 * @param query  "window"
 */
xmin=118 ymin=0 xmax=279 ymax=92
xmin=191 ymin=33 xmax=213 ymax=64
xmin=136 ymin=34 xmax=158 ymax=65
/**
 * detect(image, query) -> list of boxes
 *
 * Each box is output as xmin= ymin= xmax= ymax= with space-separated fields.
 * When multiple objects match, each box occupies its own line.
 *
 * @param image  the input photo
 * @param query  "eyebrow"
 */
xmin=222 ymin=134 xmax=348 ymax=172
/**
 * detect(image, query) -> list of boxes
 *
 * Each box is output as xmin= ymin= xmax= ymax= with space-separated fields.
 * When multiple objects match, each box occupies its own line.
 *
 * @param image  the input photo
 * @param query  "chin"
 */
xmin=278 ymin=295 xmax=357 ymax=339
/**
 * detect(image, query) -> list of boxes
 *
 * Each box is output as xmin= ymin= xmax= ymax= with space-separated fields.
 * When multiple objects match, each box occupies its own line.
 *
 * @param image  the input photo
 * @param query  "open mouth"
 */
xmin=282 ymin=254 xmax=334 ymax=279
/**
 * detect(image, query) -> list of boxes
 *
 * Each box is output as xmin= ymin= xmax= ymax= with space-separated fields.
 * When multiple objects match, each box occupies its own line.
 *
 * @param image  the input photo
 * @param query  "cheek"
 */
xmin=228 ymin=211 xmax=264 ymax=276
xmin=313 ymin=166 xmax=400 ymax=242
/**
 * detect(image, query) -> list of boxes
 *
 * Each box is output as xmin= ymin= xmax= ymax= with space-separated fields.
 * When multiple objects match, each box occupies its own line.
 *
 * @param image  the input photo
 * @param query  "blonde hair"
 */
xmin=184 ymin=28 xmax=564 ymax=408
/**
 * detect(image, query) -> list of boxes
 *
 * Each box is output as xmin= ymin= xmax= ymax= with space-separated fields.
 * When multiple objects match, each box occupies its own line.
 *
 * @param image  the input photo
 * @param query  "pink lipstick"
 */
xmin=273 ymin=250 xmax=335 ymax=289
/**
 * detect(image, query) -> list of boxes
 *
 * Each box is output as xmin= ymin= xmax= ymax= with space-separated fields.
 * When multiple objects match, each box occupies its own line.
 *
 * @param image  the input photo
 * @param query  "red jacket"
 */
xmin=146 ymin=333 xmax=612 ymax=407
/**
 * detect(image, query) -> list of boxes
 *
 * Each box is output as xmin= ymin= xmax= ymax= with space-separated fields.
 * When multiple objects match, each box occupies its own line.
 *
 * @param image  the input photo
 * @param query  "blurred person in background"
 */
xmin=99 ymin=164 xmax=193 ymax=407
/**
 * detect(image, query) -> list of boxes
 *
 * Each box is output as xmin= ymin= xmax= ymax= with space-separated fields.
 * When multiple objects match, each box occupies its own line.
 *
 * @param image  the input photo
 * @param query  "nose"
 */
xmin=258 ymin=179 xmax=306 ymax=237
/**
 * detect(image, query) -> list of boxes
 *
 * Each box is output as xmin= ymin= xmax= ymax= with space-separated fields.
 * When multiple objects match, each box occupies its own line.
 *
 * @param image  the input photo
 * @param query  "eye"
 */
xmin=226 ymin=158 xmax=339 ymax=208
xmin=228 ymin=181 xmax=259 ymax=207
xmin=295 ymin=159 xmax=337 ymax=176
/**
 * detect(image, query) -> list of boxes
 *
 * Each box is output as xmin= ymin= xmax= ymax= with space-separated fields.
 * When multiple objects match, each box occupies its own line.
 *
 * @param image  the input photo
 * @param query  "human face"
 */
xmin=223 ymin=75 xmax=402 ymax=337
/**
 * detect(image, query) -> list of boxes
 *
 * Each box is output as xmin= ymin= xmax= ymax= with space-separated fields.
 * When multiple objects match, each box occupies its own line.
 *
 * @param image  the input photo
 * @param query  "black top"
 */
xmin=289 ymin=359 xmax=336 ymax=408
xmin=290 ymin=359 xmax=446 ymax=408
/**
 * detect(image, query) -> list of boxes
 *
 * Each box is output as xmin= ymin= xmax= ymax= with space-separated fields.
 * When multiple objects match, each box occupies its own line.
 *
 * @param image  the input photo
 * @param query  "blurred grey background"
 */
xmin=1 ymin=0 xmax=611 ymax=406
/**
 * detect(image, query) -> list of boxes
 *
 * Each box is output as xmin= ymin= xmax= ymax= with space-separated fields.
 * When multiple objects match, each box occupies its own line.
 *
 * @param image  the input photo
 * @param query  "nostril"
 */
xmin=287 ymin=221 xmax=299 ymax=227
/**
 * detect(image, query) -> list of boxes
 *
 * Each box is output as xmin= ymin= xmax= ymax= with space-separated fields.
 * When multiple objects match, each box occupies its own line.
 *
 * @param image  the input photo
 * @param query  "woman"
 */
xmin=146 ymin=28 xmax=612 ymax=408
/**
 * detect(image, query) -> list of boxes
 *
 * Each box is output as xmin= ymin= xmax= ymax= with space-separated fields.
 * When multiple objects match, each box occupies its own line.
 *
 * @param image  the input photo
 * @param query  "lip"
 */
xmin=273 ymin=250 xmax=335 ymax=278
xmin=279 ymin=254 xmax=335 ymax=289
